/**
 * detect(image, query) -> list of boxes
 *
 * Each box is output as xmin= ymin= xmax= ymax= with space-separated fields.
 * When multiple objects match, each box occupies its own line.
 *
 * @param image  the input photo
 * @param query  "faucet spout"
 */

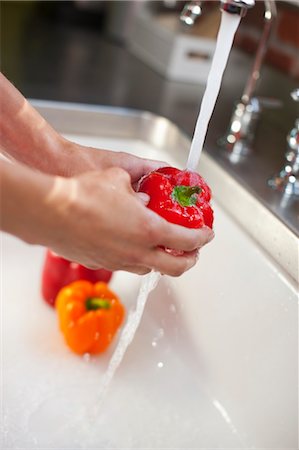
xmin=180 ymin=0 xmax=255 ymax=25
xmin=220 ymin=0 xmax=255 ymax=17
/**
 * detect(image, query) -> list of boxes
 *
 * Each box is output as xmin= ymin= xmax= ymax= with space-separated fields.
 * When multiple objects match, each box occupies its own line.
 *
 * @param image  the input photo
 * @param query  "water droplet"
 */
xmin=95 ymin=332 xmax=100 ymax=340
xmin=152 ymin=341 xmax=157 ymax=348
xmin=83 ymin=353 xmax=91 ymax=362
xmin=157 ymin=362 xmax=164 ymax=369
xmin=157 ymin=328 xmax=164 ymax=338
xmin=169 ymin=304 xmax=177 ymax=314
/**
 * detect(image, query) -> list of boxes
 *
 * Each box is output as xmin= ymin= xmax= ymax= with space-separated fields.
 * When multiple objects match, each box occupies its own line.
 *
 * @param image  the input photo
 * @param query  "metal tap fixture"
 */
xmin=220 ymin=0 xmax=277 ymax=159
xmin=180 ymin=0 xmax=254 ymax=25
xmin=268 ymin=89 xmax=299 ymax=197
xmin=180 ymin=1 xmax=202 ymax=25
xmin=220 ymin=0 xmax=255 ymax=16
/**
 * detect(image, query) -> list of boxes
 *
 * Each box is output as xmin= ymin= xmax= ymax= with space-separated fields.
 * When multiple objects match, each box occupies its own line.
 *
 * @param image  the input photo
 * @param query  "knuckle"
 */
xmin=197 ymin=228 xmax=214 ymax=247
xmin=170 ymin=266 xmax=185 ymax=277
xmin=168 ymin=260 xmax=187 ymax=277
xmin=107 ymin=166 xmax=130 ymax=183
xmin=142 ymin=216 xmax=161 ymax=244
xmin=128 ymin=251 xmax=141 ymax=266
xmin=119 ymin=247 xmax=144 ymax=267
xmin=169 ymin=255 xmax=196 ymax=277
xmin=182 ymin=238 xmax=197 ymax=252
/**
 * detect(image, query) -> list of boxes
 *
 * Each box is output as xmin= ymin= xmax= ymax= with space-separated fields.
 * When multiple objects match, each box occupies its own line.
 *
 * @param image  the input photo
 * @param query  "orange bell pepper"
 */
xmin=56 ymin=280 xmax=125 ymax=355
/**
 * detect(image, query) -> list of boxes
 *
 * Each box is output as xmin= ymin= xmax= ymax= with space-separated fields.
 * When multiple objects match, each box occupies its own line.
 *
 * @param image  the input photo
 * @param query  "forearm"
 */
xmin=0 ymin=73 xmax=72 ymax=175
xmin=0 ymin=159 xmax=62 ymax=246
xmin=0 ymin=73 xmax=164 ymax=181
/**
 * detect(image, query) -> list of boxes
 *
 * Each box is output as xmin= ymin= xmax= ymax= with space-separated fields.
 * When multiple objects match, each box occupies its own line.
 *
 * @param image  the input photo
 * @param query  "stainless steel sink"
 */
xmin=2 ymin=101 xmax=298 ymax=449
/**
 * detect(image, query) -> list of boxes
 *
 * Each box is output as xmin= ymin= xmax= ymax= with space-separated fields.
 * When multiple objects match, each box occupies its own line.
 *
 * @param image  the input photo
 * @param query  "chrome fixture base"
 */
xmin=268 ymin=100 xmax=299 ymax=198
xmin=219 ymin=0 xmax=277 ymax=161
xmin=268 ymin=169 xmax=299 ymax=197
xmin=219 ymin=98 xmax=261 ymax=160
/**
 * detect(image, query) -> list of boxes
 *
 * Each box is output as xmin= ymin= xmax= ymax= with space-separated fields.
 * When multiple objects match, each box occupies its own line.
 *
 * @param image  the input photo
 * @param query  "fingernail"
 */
xmin=207 ymin=230 xmax=215 ymax=243
xmin=136 ymin=192 xmax=150 ymax=205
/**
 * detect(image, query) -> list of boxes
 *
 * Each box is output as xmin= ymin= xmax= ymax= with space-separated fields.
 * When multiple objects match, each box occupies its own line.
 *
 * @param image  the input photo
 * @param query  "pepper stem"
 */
xmin=85 ymin=298 xmax=111 ymax=311
xmin=172 ymin=185 xmax=201 ymax=207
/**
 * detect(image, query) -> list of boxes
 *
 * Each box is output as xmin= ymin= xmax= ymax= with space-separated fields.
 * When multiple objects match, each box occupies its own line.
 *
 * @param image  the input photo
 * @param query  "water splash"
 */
xmin=187 ymin=12 xmax=241 ymax=171
xmin=98 ymin=271 xmax=161 ymax=402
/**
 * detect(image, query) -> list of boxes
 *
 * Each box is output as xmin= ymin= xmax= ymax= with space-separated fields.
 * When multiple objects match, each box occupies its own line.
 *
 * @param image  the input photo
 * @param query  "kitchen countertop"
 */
xmin=1 ymin=4 xmax=298 ymax=235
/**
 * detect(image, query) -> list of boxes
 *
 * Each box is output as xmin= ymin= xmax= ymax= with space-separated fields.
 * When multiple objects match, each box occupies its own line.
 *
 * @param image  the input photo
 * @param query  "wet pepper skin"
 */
xmin=56 ymin=280 xmax=125 ymax=355
xmin=41 ymin=250 xmax=113 ymax=307
xmin=137 ymin=167 xmax=213 ymax=229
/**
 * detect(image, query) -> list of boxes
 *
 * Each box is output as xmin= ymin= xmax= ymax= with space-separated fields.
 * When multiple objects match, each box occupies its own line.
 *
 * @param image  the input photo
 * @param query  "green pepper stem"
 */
xmin=85 ymin=298 xmax=111 ymax=311
xmin=172 ymin=185 xmax=201 ymax=207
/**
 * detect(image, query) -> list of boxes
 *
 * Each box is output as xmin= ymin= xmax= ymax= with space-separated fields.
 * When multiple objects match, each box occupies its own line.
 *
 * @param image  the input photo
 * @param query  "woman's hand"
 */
xmin=0 ymin=73 xmax=165 ymax=186
xmin=0 ymin=73 xmax=215 ymax=277
xmin=46 ymin=167 xmax=214 ymax=276
xmin=1 ymin=160 xmax=213 ymax=277
xmin=59 ymin=139 xmax=166 ymax=185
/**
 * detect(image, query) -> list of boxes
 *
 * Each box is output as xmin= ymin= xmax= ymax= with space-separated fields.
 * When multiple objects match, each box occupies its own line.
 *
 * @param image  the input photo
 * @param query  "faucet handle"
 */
xmin=180 ymin=1 xmax=202 ymax=26
xmin=290 ymin=88 xmax=299 ymax=102
xmin=219 ymin=95 xmax=282 ymax=160
xmin=268 ymin=88 xmax=299 ymax=196
xmin=287 ymin=89 xmax=299 ymax=152
xmin=256 ymin=96 xmax=282 ymax=110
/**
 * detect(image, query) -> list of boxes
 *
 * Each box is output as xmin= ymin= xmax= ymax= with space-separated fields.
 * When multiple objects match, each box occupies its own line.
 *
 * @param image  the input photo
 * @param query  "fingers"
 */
xmin=146 ymin=248 xmax=199 ymax=277
xmin=128 ymin=156 xmax=168 ymax=184
xmin=121 ymin=265 xmax=151 ymax=276
xmin=152 ymin=217 xmax=215 ymax=253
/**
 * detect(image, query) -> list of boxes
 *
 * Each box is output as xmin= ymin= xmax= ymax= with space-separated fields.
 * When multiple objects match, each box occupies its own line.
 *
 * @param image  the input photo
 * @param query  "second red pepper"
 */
xmin=41 ymin=250 xmax=113 ymax=307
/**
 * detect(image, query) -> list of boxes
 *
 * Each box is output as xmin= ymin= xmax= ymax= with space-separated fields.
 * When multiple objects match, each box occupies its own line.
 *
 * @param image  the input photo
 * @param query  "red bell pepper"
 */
xmin=41 ymin=250 xmax=113 ymax=307
xmin=137 ymin=166 xmax=213 ymax=229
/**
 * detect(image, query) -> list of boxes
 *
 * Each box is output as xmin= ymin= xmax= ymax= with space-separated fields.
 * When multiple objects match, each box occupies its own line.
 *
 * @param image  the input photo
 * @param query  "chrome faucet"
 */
xmin=220 ymin=0 xmax=278 ymax=160
xmin=181 ymin=1 xmax=278 ymax=161
xmin=180 ymin=0 xmax=254 ymax=25
xmin=268 ymin=89 xmax=299 ymax=197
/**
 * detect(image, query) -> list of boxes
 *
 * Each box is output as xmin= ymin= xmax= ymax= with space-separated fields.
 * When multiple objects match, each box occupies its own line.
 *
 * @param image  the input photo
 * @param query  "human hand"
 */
xmin=0 ymin=73 xmax=165 ymax=185
xmin=45 ymin=167 xmax=214 ymax=276
xmin=0 ymin=73 xmax=165 ymax=183
xmin=60 ymin=139 xmax=166 ymax=185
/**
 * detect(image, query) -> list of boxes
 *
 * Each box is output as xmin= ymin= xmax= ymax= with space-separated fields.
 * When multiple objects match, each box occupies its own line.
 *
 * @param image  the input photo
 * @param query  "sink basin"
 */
xmin=2 ymin=101 xmax=298 ymax=449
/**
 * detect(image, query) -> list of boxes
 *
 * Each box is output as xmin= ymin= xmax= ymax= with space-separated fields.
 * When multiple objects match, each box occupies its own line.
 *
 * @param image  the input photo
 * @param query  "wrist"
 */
xmin=0 ymin=160 xmax=68 ymax=247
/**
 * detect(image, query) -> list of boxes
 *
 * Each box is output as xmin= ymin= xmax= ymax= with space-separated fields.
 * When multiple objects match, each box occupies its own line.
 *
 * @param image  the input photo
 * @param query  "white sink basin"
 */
xmin=2 ymin=103 xmax=298 ymax=449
